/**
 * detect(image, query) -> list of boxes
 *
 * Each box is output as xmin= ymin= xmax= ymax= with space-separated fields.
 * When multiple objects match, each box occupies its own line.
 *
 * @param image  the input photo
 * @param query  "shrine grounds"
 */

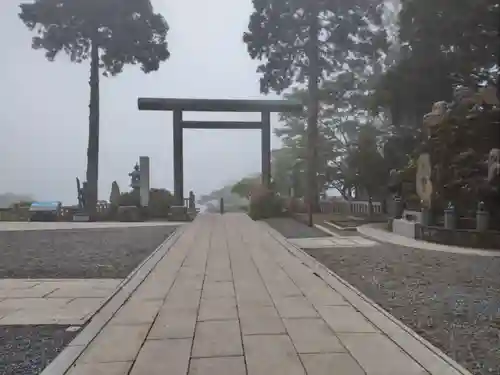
xmin=1 ymin=218 xmax=499 ymax=375
xmin=266 ymin=218 xmax=500 ymax=375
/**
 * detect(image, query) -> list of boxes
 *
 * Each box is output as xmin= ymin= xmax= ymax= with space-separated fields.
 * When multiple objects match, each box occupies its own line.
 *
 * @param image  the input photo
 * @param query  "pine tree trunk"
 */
xmin=306 ymin=8 xmax=320 ymax=214
xmin=86 ymin=39 xmax=100 ymax=218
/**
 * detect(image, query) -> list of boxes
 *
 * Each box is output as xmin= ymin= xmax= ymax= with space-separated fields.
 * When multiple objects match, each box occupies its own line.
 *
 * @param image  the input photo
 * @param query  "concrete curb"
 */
xmin=322 ymin=220 xmax=357 ymax=231
xmin=313 ymin=223 xmax=341 ymax=237
xmin=262 ymin=222 xmax=472 ymax=375
xmin=0 ymin=221 xmax=184 ymax=232
xmin=358 ymin=223 xmax=500 ymax=257
xmin=40 ymin=225 xmax=186 ymax=375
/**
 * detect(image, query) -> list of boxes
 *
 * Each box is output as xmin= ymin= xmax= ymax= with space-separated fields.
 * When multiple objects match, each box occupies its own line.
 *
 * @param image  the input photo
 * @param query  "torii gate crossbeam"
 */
xmin=137 ymin=97 xmax=302 ymax=206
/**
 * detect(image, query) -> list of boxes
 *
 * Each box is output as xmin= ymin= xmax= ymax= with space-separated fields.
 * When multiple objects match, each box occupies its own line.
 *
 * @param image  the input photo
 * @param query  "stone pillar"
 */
xmin=261 ymin=111 xmax=271 ymax=188
xmin=188 ymin=191 xmax=195 ymax=210
xmin=139 ymin=156 xmax=150 ymax=207
xmin=173 ymin=110 xmax=184 ymax=206
xmin=392 ymin=196 xmax=403 ymax=219
xmin=368 ymin=196 xmax=373 ymax=217
xmin=444 ymin=204 xmax=455 ymax=229
xmin=421 ymin=206 xmax=430 ymax=226
xmin=476 ymin=201 xmax=489 ymax=232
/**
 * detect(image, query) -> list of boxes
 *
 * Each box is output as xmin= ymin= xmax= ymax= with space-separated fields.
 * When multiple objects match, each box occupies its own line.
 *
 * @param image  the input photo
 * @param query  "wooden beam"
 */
xmin=138 ymin=98 xmax=302 ymax=113
xmin=261 ymin=111 xmax=271 ymax=188
xmin=173 ymin=110 xmax=184 ymax=206
xmin=181 ymin=121 xmax=262 ymax=130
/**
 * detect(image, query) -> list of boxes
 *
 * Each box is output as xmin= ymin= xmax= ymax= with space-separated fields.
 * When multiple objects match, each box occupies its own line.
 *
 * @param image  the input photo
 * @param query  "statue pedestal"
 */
xmin=392 ymin=218 xmax=418 ymax=239
xmin=444 ymin=209 xmax=455 ymax=229
xmin=73 ymin=213 xmax=90 ymax=222
xmin=390 ymin=197 xmax=403 ymax=219
xmin=420 ymin=207 xmax=430 ymax=226
xmin=476 ymin=210 xmax=489 ymax=232
xmin=169 ymin=206 xmax=190 ymax=221
xmin=117 ymin=206 xmax=143 ymax=222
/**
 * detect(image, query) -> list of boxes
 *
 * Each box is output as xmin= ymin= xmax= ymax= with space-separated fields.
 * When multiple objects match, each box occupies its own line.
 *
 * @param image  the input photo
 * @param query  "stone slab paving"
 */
xmin=358 ymin=223 xmax=500 ymax=256
xmin=0 ymin=279 xmax=120 ymax=325
xmin=52 ymin=213 xmax=471 ymax=375
xmin=0 ymin=221 xmax=182 ymax=232
xmin=289 ymin=236 xmax=377 ymax=249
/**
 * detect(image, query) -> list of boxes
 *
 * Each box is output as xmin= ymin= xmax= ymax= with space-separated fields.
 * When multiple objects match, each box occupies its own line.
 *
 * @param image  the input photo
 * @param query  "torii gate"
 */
xmin=137 ymin=98 xmax=302 ymax=206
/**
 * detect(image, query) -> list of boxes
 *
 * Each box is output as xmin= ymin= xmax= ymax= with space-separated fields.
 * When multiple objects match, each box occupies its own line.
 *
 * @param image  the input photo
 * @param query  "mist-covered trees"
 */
xmin=243 ymin=0 xmax=387 ymax=210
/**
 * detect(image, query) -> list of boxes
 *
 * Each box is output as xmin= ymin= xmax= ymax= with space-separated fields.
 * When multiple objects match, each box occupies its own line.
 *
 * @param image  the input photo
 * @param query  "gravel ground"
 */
xmin=0 ymin=226 xmax=177 ymax=279
xmin=267 ymin=219 xmax=500 ymax=375
xmin=308 ymin=245 xmax=500 ymax=375
xmin=0 ymin=325 xmax=77 ymax=375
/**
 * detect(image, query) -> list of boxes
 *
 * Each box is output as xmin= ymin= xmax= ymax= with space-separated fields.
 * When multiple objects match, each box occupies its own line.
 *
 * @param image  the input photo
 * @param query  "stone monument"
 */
xmin=139 ymin=156 xmax=150 ymax=207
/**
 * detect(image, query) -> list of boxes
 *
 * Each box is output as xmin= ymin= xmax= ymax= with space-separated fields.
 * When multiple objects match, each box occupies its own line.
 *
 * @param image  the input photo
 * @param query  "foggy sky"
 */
xmin=0 ymin=0 xmax=282 ymax=204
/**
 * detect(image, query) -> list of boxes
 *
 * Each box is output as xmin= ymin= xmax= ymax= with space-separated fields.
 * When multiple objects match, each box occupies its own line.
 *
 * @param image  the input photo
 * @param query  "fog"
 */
xmin=0 ymin=0 xmax=282 ymax=204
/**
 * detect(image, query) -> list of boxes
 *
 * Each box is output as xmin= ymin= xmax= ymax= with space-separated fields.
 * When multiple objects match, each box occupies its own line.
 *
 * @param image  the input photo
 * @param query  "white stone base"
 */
xmin=289 ymin=236 xmax=377 ymax=248
xmin=73 ymin=214 xmax=90 ymax=222
xmin=392 ymin=219 xmax=417 ymax=239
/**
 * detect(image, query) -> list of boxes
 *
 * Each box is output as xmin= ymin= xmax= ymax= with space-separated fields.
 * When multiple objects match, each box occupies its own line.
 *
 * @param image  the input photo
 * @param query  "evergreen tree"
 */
xmin=20 ymin=0 xmax=170 ymax=216
xmin=243 ymin=0 xmax=387 ymax=211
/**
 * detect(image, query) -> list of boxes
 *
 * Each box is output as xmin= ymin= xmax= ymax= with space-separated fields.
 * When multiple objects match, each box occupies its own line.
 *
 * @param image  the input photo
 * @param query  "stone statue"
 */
xmin=488 ymin=149 xmax=500 ymax=189
xmin=422 ymin=85 xmax=498 ymax=142
xmin=422 ymin=101 xmax=448 ymax=139
xmin=129 ymin=163 xmax=141 ymax=190
xmin=76 ymin=177 xmax=86 ymax=210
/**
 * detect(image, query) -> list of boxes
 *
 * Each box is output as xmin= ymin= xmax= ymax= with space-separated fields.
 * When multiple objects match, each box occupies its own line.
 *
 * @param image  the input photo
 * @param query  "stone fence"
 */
xmin=320 ymin=199 xmax=383 ymax=216
xmin=285 ymin=197 xmax=384 ymax=216
xmin=417 ymin=225 xmax=500 ymax=250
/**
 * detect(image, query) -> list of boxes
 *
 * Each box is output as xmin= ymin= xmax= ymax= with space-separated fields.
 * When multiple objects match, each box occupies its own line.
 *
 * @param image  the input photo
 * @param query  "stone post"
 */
xmin=261 ymin=111 xmax=271 ymax=188
xmin=421 ymin=204 xmax=430 ymax=226
xmin=347 ymin=198 xmax=353 ymax=215
xmin=368 ymin=196 xmax=374 ymax=218
xmin=173 ymin=110 xmax=184 ymax=206
xmin=476 ymin=201 xmax=489 ymax=232
xmin=392 ymin=196 xmax=403 ymax=219
xmin=139 ymin=156 xmax=150 ymax=208
xmin=444 ymin=203 xmax=455 ymax=230
xmin=188 ymin=191 xmax=195 ymax=210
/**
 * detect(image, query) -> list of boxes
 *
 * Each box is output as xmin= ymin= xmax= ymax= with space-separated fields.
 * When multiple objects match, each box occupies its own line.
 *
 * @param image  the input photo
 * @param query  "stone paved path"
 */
xmin=358 ymin=223 xmax=500 ymax=256
xmin=289 ymin=236 xmax=377 ymax=248
xmin=56 ymin=214 xmax=471 ymax=375
xmin=0 ymin=279 xmax=121 ymax=325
